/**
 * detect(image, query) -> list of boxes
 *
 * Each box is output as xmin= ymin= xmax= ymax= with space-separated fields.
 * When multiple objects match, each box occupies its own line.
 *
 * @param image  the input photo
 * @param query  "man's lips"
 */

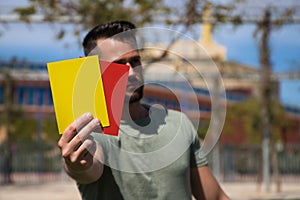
xmin=127 ymin=81 xmax=142 ymax=87
xmin=127 ymin=84 xmax=139 ymax=90
xmin=126 ymin=82 xmax=143 ymax=91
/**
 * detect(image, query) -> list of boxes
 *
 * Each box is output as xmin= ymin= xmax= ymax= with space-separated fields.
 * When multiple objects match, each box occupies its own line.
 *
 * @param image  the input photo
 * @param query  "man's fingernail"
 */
xmin=86 ymin=112 xmax=93 ymax=118
xmin=93 ymin=118 xmax=100 ymax=126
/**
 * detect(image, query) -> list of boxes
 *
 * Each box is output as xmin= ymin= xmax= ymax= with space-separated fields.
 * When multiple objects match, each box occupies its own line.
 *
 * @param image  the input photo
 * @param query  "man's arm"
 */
xmin=191 ymin=165 xmax=230 ymax=200
xmin=57 ymin=113 xmax=104 ymax=184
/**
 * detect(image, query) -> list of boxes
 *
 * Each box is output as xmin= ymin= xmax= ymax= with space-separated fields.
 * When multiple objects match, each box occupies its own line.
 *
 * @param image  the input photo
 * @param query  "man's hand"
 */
xmin=57 ymin=112 xmax=104 ymax=184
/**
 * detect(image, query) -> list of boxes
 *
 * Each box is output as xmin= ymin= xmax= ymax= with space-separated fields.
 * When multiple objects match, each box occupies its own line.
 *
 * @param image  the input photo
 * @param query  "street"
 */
xmin=0 ymin=178 xmax=299 ymax=200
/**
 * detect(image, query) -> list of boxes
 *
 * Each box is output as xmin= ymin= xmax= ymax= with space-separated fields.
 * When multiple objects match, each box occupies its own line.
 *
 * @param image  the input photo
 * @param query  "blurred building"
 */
xmin=141 ymin=23 xmax=299 ymax=146
xmin=0 ymin=23 xmax=299 ymax=147
xmin=0 ymin=67 xmax=53 ymax=114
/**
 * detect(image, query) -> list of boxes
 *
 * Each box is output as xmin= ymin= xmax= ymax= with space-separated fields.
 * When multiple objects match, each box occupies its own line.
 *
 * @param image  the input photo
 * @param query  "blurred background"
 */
xmin=0 ymin=0 xmax=299 ymax=199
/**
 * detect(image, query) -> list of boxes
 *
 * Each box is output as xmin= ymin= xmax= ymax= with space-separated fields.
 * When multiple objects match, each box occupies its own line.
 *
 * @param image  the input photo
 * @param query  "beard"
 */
xmin=127 ymin=85 xmax=144 ymax=103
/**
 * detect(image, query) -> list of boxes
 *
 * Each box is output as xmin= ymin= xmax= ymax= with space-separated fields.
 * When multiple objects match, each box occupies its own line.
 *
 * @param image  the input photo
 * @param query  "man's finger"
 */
xmin=60 ymin=112 xmax=94 ymax=144
xmin=68 ymin=136 xmax=94 ymax=164
xmin=68 ymin=118 xmax=100 ymax=150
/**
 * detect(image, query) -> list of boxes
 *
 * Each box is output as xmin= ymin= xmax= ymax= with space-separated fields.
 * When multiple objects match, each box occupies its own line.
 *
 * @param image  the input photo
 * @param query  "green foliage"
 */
xmin=12 ymin=115 xmax=37 ymax=143
xmin=197 ymin=119 xmax=210 ymax=140
xmin=223 ymin=98 xmax=289 ymax=144
xmin=0 ymin=107 xmax=59 ymax=147
xmin=13 ymin=5 xmax=36 ymax=23
xmin=13 ymin=0 xmax=171 ymax=39
xmin=11 ymin=0 xmax=298 ymax=42
xmin=42 ymin=116 xmax=60 ymax=144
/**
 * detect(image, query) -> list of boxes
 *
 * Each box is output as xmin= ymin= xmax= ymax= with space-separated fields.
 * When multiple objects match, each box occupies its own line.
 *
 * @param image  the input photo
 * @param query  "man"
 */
xmin=58 ymin=21 xmax=229 ymax=199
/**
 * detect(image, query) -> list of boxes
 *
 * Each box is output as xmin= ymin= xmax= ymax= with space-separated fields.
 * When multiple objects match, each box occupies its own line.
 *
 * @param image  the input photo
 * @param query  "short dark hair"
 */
xmin=82 ymin=20 xmax=137 ymax=56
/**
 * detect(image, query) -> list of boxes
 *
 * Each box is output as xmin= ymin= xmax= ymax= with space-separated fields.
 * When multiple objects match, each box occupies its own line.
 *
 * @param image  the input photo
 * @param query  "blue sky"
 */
xmin=0 ymin=4 xmax=299 ymax=108
xmin=213 ymin=24 xmax=300 ymax=107
xmin=0 ymin=23 xmax=83 ymax=62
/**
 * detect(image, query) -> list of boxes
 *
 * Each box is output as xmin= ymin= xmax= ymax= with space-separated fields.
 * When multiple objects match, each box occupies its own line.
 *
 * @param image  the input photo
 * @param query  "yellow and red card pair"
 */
xmin=47 ymin=55 xmax=129 ymax=136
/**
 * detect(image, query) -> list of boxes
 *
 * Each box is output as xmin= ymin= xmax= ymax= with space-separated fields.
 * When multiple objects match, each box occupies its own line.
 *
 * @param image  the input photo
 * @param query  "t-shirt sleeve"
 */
xmin=189 ymin=127 xmax=208 ymax=168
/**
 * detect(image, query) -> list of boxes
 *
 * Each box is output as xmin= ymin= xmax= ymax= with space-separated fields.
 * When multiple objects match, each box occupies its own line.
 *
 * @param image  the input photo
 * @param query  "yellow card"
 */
xmin=47 ymin=55 xmax=109 ymax=134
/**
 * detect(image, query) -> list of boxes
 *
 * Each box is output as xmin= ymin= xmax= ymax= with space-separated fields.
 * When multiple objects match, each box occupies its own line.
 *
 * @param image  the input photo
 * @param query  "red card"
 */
xmin=100 ymin=61 xmax=129 ymax=136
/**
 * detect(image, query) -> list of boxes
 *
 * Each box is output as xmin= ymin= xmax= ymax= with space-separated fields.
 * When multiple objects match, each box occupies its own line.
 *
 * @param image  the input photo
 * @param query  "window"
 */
xmin=17 ymin=86 xmax=24 ymax=105
xmin=27 ymin=86 xmax=35 ymax=105
xmin=37 ymin=87 xmax=45 ymax=106
xmin=0 ymin=86 xmax=3 ymax=104
xmin=48 ymin=87 xmax=53 ymax=106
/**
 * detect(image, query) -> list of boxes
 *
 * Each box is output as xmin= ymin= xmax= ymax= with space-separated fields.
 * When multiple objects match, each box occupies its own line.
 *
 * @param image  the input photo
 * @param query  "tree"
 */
xmin=176 ymin=1 xmax=299 ymax=191
xmin=1 ymin=68 xmax=13 ymax=184
xmin=223 ymin=98 xmax=288 ymax=144
xmin=12 ymin=0 xmax=171 ymax=39
xmin=42 ymin=116 xmax=60 ymax=144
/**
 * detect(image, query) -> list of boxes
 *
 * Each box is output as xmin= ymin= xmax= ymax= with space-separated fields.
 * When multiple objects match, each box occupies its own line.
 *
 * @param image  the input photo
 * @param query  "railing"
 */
xmin=1 ymin=143 xmax=299 ymax=184
xmin=207 ymin=144 xmax=300 ymax=183
xmin=0 ymin=143 xmax=63 ymax=184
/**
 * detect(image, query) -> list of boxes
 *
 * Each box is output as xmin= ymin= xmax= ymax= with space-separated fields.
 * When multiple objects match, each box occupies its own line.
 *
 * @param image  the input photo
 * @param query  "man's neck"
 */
xmin=122 ymin=101 xmax=149 ymax=121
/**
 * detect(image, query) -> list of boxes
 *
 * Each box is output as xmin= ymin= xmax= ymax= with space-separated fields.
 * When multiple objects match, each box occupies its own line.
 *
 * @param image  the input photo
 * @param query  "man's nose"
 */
xmin=125 ymin=62 xmax=131 ymax=74
xmin=126 ymin=62 xmax=138 ymax=76
xmin=125 ymin=61 xmax=132 ymax=67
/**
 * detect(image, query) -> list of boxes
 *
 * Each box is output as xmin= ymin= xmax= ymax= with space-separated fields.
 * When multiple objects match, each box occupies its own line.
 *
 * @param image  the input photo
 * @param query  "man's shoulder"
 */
xmin=166 ymin=108 xmax=185 ymax=116
xmin=165 ymin=108 xmax=191 ymax=123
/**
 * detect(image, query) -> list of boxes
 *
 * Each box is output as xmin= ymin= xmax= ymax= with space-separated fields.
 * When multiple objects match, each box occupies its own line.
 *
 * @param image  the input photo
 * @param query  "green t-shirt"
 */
xmin=78 ymin=108 xmax=207 ymax=200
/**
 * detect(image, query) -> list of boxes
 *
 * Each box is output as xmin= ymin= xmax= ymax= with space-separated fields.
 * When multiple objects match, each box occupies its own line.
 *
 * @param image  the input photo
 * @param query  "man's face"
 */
xmin=96 ymin=38 xmax=144 ymax=103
